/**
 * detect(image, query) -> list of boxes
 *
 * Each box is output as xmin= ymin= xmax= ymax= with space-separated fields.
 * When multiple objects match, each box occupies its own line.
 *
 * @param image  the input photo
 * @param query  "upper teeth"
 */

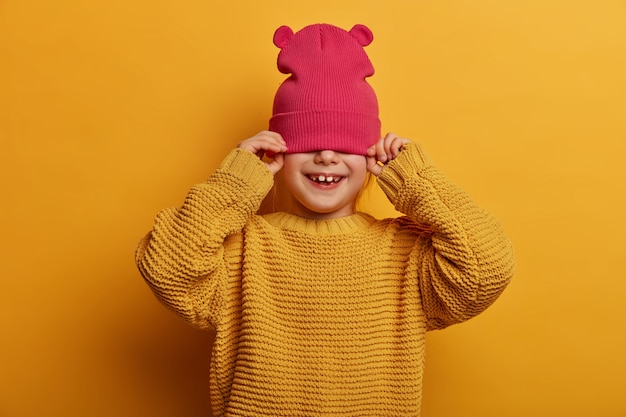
xmin=311 ymin=175 xmax=340 ymax=183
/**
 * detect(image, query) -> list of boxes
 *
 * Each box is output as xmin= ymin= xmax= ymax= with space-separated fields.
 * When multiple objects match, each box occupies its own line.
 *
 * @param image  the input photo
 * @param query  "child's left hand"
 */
xmin=366 ymin=132 xmax=411 ymax=176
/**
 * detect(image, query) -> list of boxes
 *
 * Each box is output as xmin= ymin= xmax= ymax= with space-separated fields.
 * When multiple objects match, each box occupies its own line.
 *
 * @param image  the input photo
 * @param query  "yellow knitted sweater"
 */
xmin=136 ymin=143 xmax=515 ymax=416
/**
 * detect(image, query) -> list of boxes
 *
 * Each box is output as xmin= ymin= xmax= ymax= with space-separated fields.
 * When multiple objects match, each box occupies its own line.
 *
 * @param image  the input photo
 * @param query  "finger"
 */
xmin=263 ymin=130 xmax=285 ymax=142
xmin=366 ymin=155 xmax=383 ymax=176
xmin=262 ymin=140 xmax=287 ymax=156
xmin=374 ymin=136 xmax=389 ymax=163
xmin=239 ymin=134 xmax=287 ymax=156
xmin=265 ymin=151 xmax=285 ymax=175
xmin=390 ymin=137 xmax=410 ymax=159
xmin=377 ymin=132 xmax=398 ymax=162
xmin=383 ymin=132 xmax=400 ymax=160
xmin=260 ymin=131 xmax=287 ymax=151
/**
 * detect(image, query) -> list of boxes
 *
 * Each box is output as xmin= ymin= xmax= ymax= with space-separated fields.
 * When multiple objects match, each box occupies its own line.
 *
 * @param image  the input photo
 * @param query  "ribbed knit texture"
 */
xmin=136 ymin=144 xmax=515 ymax=416
xmin=269 ymin=24 xmax=381 ymax=155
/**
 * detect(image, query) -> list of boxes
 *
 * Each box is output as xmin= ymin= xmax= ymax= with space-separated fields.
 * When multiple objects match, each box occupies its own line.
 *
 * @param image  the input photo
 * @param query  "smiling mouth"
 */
xmin=307 ymin=174 xmax=344 ymax=185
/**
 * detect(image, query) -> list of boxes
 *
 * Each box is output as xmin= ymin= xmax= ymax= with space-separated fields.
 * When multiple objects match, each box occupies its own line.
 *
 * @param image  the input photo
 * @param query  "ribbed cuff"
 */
xmin=376 ymin=142 xmax=431 ymax=209
xmin=214 ymin=148 xmax=275 ymax=201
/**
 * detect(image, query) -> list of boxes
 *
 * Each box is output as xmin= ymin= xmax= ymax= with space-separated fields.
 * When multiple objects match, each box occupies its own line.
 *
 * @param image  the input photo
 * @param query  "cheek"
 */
xmin=280 ymin=158 xmax=305 ymax=195
xmin=353 ymin=172 xmax=367 ymax=192
xmin=281 ymin=158 xmax=299 ymax=182
xmin=348 ymin=157 xmax=368 ymax=184
xmin=282 ymin=154 xmax=306 ymax=174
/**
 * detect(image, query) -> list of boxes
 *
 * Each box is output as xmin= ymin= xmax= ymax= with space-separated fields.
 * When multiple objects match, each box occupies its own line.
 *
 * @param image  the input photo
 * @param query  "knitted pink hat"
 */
xmin=269 ymin=24 xmax=381 ymax=155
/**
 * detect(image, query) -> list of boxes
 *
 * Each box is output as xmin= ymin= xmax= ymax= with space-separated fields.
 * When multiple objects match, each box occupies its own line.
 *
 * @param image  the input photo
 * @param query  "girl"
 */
xmin=136 ymin=23 xmax=515 ymax=416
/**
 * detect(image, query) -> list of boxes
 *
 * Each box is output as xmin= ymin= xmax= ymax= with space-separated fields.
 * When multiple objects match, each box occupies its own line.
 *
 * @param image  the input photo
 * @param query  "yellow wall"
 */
xmin=2 ymin=0 xmax=625 ymax=416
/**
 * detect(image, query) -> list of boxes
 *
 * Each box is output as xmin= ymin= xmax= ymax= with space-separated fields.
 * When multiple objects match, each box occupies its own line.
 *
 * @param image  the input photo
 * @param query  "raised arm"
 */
xmin=374 ymin=136 xmax=515 ymax=330
xmin=135 ymin=143 xmax=276 ymax=329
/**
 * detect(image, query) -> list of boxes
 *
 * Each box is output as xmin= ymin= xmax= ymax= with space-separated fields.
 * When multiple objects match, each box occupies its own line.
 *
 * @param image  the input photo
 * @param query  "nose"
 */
xmin=314 ymin=150 xmax=339 ymax=165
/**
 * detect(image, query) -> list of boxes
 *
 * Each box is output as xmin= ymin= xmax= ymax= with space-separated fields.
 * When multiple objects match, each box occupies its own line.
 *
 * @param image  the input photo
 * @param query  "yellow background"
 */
xmin=1 ymin=0 xmax=625 ymax=416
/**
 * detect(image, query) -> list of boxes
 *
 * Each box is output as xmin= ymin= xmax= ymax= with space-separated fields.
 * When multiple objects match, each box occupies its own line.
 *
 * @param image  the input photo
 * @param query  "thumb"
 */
xmin=366 ymin=155 xmax=383 ymax=176
xmin=265 ymin=152 xmax=284 ymax=175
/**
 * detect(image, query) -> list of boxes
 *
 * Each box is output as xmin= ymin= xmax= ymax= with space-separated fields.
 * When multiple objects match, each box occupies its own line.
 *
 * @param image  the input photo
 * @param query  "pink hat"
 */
xmin=269 ymin=24 xmax=381 ymax=155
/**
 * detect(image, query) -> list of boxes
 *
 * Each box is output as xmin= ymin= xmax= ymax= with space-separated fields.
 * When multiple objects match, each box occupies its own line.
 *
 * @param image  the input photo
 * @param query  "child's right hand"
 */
xmin=237 ymin=131 xmax=287 ymax=174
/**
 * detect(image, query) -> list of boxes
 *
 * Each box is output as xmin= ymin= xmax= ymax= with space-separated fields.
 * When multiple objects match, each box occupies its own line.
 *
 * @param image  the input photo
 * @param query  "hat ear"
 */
xmin=273 ymin=25 xmax=294 ymax=49
xmin=349 ymin=24 xmax=373 ymax=46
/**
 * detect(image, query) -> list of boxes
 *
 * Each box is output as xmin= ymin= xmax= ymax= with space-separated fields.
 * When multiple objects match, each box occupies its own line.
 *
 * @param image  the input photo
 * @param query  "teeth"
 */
xmin=310 ymin=175 xmax=341 ymax=183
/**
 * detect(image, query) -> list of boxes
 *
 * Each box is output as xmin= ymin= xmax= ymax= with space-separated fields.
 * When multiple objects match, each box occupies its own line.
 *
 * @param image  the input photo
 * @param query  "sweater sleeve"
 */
xmin=135 ymin=148 xmax=274 ymax=329
xmin=377 ymin=143 xmax=515 ymax=330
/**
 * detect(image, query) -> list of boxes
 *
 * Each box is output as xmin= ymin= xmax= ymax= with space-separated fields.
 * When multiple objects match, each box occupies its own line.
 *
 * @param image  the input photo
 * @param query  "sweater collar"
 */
xmin=261 ymin=211 xmax=375 ymax=235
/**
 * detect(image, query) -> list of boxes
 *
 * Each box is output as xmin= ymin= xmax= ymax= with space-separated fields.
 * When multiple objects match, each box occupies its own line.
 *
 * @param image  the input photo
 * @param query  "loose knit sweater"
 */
xmin=135 ymin=143 xmax=515 ymax=416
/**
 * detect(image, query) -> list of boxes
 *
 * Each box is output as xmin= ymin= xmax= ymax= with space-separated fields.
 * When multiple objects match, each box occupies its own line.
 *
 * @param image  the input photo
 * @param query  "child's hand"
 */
xmin=238 ymin=131 xmax=287 ymax=174
xmin=366 ymin=132 xmax=411 ymax=176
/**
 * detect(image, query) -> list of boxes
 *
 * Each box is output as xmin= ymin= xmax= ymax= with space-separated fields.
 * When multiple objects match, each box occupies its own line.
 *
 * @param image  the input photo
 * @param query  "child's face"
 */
xmin=281 ymin=149 xmax=367 ymax=220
